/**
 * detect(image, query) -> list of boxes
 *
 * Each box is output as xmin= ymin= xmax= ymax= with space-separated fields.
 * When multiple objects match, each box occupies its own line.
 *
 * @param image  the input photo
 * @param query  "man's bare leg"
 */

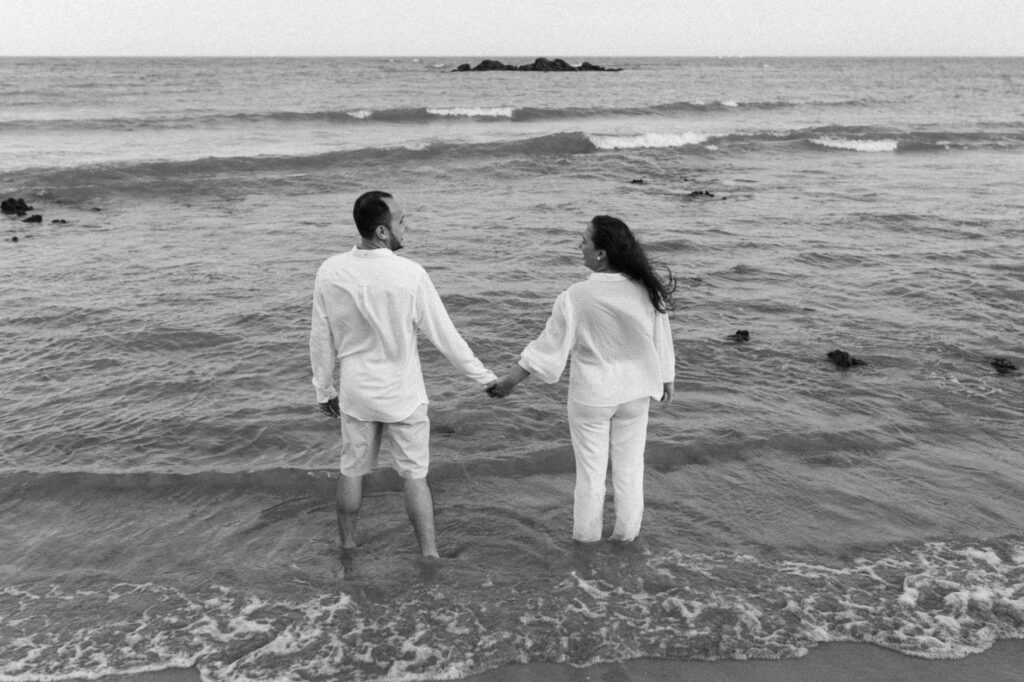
xmin=337 ymin=474 xmax=363 ymax=551
xmin=403 ymin=477 xmax=439 ymax=558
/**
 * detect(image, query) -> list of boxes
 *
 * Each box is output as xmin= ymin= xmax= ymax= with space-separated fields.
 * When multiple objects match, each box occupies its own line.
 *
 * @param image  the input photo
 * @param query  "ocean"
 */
xmin=1 ymin=56 xmax=1023 ymax=681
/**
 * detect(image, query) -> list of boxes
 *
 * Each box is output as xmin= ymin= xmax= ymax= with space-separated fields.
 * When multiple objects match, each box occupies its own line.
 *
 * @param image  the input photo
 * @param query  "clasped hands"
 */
xmin=485 ymin=365 xmax=531 ymax=399
xmin=485 ymin=374 xmax=518 ymax=398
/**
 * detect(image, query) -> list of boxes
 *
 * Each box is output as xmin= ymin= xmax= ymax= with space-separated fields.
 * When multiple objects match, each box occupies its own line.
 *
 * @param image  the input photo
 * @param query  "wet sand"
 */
xmin=466 ymin=640 xmax=1024 ymax=681
xmin=77 ymin=639 xmax=1023 ymax=681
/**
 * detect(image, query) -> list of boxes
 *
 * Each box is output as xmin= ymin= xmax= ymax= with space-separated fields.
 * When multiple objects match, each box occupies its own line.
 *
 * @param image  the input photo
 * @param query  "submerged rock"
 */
xmin=22 ymin=214 xmax=42 ymax=223
xmin=727 ymin=330 xmax=750 ymax=342
xmin=827 ymin=349 xmax=867 ymax=369
xmin=991 ymin=358 xmax=1018 ymax=374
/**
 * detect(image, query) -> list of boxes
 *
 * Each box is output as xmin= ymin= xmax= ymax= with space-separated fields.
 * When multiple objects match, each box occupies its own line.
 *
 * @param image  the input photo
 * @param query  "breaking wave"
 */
xmin=0 ymin=98 xmax=900 ymax=132
xmin=5 ymin=125 xmax=1022 ymax=201
xmin=3 ymin=535 xmax=1022 ymax=680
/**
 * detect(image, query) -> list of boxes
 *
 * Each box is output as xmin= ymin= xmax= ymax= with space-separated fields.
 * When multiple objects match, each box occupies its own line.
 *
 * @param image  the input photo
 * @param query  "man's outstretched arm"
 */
xmin=415 ymin=273 xmax=497 ymax=385
xmin=310 ymin=278 xmax=340 ymax=412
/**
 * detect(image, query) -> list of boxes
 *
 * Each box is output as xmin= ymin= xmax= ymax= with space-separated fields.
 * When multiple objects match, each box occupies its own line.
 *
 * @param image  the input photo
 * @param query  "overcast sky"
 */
xmin=1 ymin=0 xmax=1021 ymax=57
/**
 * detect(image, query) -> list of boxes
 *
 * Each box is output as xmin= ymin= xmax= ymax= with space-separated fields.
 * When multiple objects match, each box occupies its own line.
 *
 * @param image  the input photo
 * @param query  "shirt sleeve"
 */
xmin=415 ymin=272 xmax=497 ymax=385
xmin=309 ymin=274 xmax=338 ymax=403
xmin=519 ymin=290 xmax=575 ymax=384
xmin=654 ymin=311 xmax=675 ymax=382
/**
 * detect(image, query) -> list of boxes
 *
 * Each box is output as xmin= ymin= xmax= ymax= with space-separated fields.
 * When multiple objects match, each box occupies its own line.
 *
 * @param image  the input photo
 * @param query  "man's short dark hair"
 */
xmin=353 ymin=191 xmax=393 ymax=239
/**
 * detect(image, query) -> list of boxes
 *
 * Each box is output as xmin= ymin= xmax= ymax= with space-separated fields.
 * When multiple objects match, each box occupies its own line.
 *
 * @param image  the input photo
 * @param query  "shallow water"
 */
xmin=2 ymin=56 xmax=1023 ymax=680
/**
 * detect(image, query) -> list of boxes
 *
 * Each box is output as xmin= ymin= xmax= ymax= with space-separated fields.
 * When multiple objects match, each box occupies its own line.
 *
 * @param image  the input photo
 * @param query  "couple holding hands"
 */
xmin=310 ymin=191 xmax=676 ymax=560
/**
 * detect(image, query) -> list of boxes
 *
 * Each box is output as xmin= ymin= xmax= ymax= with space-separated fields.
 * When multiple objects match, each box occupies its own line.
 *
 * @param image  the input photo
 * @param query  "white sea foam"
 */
xmin=897 ymin=586 xmax=919 ymax=608
xmin=961 ymin=548 xmax=1003 ymax=566
xmin=5 ymin=539 xmax=1024 ymax=682
xmin=346 ymin=109 xmax=373 ymax=119
xmin=426 ymin=107 xmax=515 ymax=118
xmin=589 ymin=131 xmax=709 ymax=150
xmin=811 ymin=136 xmax=899 ymax=152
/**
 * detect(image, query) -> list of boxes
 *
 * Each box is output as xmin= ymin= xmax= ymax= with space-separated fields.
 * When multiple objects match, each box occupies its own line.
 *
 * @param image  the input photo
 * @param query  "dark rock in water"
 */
xmin=991 ymin=358 xmax=1018 ymax=374
xmin=727 ymin=329 xmax=750 ymax=342
xmin=462 ymin=59 xmax=516 ymax=71
xmin=455 ymin=58 xmax=621 ymax=72
xmin=52 ymin=219 xmax=67 ymax=224
xmin=579 ymin=61 xmax=615 ymax=71
xmin=689 ymin=190 xmax=715 ymax=198
xmin=10 ymin=236 xmax=18 ymax=242
xmin=827 ymin=349 xmax=867 ymax=369
xmin=630 ymin=178 xmax=645 ymax=184
xmin=22 ymin=214 xmax=42 ymax=223
xmin=525 ymin=57 xmax=575 ymax=71
xmin=2 ymin=197 xmax=33 ymax=214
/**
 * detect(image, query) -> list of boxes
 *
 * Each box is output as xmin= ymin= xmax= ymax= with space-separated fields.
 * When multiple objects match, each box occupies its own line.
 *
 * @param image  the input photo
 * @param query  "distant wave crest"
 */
xmin=589 ymin=131 xmax=710 ymax=150
xmin=426 ymin=106 xmax=515 ymax=118
xmin=0 ymin=97 xmax=897 ymax=133
xmin=810 ymin=136 xmax=900 ymax=152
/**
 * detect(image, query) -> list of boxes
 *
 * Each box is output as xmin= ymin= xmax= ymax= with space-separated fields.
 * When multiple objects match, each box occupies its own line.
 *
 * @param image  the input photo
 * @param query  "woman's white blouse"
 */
xmin=519 ymin=272 xmax=675 ymax=406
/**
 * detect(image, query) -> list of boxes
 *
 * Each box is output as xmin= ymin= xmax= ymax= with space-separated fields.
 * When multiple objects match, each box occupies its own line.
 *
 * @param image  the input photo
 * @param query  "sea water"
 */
xmin=1 ymin=56 xmax=1023 ymax=680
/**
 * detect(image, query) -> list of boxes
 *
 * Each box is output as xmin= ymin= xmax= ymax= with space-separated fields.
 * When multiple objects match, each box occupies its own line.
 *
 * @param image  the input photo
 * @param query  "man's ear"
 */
xmin=375 ymin=224 xmax=389 ymax=240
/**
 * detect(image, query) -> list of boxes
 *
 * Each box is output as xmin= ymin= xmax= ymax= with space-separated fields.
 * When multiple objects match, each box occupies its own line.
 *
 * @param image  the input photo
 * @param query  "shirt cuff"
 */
xmin=518 ymin=355 xmax=556 ymax=383
xmin=314 ymin=385 xmax=337 ymax=403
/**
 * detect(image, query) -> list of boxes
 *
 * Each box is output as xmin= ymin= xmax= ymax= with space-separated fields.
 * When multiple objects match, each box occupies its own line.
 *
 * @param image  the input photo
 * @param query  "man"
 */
xmin=310 ymin=191 xmax=496 ymax=560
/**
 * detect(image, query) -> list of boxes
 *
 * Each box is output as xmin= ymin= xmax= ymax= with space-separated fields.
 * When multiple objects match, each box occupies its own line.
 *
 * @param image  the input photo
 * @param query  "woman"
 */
xmin=488 ymin=215 xmax=676 ymax=542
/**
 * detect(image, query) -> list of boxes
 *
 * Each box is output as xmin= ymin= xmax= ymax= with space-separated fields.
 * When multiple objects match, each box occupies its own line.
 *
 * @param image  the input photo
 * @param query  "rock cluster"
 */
xmin=3 ymin=197 xmax=70 ymax=240
xmin=2 ymin=197 xmax=33 ymax=215
xmin=725 ymin=333 xmax=1017 ymax=377
xmin=454 ymin=58 xmax=621 ymax=72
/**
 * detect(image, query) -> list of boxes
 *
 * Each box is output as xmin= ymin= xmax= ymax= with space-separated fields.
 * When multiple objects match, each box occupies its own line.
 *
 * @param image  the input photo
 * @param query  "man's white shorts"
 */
xmin=339 ymin=403 xmax=430 ymax=479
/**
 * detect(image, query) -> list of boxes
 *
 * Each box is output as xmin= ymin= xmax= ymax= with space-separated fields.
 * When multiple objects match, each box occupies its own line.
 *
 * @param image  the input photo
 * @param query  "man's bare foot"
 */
xmin=418 ymin=554 xmax=442 ymax=580
xmin=339 ymin=546 xmax=358 ymax=577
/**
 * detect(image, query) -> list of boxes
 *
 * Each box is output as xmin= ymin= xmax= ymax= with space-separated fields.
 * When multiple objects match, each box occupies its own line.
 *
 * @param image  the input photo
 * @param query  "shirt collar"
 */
xmin=350 ymin=245 xmax=395 ymax=257
xmin=588 ymin=271 xmax=627 ymax=281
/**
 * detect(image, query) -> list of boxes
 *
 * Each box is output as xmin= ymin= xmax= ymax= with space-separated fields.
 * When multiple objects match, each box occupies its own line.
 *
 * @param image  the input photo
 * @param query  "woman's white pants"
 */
xmin=567 ymin=396 xmax=651 ymax=542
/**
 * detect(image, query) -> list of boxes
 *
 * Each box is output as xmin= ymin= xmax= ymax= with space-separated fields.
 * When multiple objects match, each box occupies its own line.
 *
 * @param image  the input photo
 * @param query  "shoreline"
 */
xmin=466 ymin=640 xmax=1024 ymax=681
xmin=73 ymin=639 xmax=1024 ymax=682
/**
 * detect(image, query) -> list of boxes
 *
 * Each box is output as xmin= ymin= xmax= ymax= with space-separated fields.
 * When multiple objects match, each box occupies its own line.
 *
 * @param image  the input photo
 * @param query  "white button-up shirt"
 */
xmin=519 ymin=272 xmax=675 ymax=406
xmin=310 ymin=247 xmax=496 ymax=422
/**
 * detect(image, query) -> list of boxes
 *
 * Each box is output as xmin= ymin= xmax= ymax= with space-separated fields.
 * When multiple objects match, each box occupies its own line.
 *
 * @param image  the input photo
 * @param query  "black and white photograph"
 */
xmin=2 ymin=2 xmax=1022 ymax=680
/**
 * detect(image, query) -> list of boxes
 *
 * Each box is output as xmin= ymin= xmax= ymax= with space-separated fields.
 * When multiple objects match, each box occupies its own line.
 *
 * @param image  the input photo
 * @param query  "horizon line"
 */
xmin=2 ymin=53 xmax=1023 ymax=59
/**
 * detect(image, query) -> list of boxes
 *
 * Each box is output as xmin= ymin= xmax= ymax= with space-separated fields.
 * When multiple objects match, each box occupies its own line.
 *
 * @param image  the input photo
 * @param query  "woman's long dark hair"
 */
xmin=590 ymin=215 xmax=676 ymax=313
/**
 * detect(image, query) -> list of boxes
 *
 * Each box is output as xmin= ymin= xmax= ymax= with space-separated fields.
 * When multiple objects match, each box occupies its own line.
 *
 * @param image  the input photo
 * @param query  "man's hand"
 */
xmin=319 ymin=397 xmax=340 ymax=418
xmin=660 ymin=382 xmax=675 ymax=403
